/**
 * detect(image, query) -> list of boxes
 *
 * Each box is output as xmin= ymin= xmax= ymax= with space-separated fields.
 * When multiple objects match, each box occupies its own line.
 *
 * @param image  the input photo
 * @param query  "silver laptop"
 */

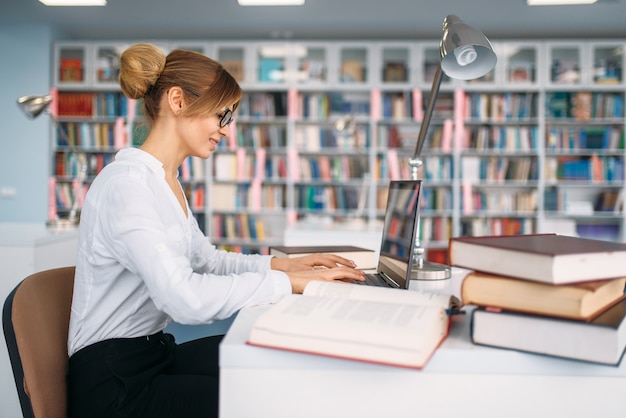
xmin=359 ymin=180 xmax=422 ymax=289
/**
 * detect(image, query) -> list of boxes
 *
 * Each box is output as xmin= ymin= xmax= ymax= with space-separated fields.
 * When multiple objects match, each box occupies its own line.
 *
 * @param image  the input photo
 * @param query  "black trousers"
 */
xmin=67 ymin=332 xmax=223 ymax=418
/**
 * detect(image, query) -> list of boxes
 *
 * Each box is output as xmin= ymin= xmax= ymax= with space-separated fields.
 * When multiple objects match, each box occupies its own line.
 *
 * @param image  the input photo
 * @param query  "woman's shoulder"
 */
xmin=102 ymin=149 xmax=162 ymax=178
xmin=90 ymin=149 xmax=161 ymax=192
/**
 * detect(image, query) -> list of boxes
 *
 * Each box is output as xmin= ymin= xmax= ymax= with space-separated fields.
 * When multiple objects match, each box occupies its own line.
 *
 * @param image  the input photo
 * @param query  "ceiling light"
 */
xmin=527 ymin=0 xmax=597 ymax=5
xmin=39 ymin=0 xmax=107 ymax=5
xmin=238 ymin=0 xmax=305 ymax=5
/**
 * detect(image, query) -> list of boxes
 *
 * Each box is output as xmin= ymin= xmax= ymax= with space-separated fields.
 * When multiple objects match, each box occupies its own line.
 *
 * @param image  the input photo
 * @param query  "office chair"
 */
xmin=2 ymin=266 xmax=75 ymax=418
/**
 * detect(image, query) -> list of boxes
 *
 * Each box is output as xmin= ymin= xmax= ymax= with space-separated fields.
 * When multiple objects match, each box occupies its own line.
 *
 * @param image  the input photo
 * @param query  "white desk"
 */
xmin=0 ymin=223 xmax=79 ymax=418
xmin=220 ymin=270 xmax=626 ymax=418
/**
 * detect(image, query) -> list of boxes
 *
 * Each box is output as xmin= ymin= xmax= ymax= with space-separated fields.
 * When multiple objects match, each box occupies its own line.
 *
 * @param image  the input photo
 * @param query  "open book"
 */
xmin=247 ymin=281 xmax=460 ymax=369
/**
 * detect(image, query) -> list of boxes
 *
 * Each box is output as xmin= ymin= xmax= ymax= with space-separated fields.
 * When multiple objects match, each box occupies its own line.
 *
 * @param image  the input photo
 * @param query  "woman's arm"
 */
xmin=189 ymin=218 xmax=366 ymax=291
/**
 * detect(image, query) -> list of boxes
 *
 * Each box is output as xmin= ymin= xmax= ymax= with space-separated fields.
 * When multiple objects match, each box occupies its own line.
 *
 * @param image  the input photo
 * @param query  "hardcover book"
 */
xmin=449 ymin=233 xmax=626 ymax=284
xmin=470 ymin=298 xmax=626 ymax=366
xmin=383 ymin=62 xmax=407 ymax=82
xmin=59 ymin=57 xmax=83 ymax=82
xmin=222 ymin=59 xmax=244 ymax=82
xmin=269 ymin=245 xmax=376 ymax=270
xmin=461 ymin=271 xmax=626 ymax=321
xmin=248 ymin=281 xmax=455 ymax=369
xmin=340 ymin=60 xmax=364 ymax=83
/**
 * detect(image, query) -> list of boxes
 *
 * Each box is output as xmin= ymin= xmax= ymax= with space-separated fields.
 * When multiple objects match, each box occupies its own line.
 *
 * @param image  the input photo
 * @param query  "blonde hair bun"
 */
xmin=119 ymin=43 xmax=166 ymax=100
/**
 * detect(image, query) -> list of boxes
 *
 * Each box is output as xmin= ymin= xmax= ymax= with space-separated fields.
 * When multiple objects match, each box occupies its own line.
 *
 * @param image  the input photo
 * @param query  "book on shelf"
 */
xmin=213 ymin=213 xmax=269 ymax=241
xmin=269 ymin=245 xmax=376 ymax=270
xmin=552 ymin=59 xmax=580 ymax=84
xmin=222 ymin=59 xmax=244 ymax=82
xmin=59 ymin=57 xmax=83 ymax=82
xmin=594 ymin=190 xmax=621 ymax=213
xmin=470 ymin=298 xmax=626 ymax=366
xmin=509 ymin=62 xmax=532 ymax=83
xmin=546 ymin=92 xmax=571 ymax=118
xmin=571 ymin=91 xmax=592 ymax=121
xmin=449 ymin=233 xmax=626 ymax=285
xmin=258 ymin=58 xmax=283 ymax=82
xmin=247 ymin=281 xmax=455 ymax=369
xmin=383 ymin=61 xmax=407 ymax=82
xmin=57 ymin=92 xmax=94 ymax=117
xmin=340 ymin=60 xmax=364 ymax=83
xmin=300 ymin=59 xmax=326 ymax=82
xmin=461 ymin=271 xmax=626 ymax=321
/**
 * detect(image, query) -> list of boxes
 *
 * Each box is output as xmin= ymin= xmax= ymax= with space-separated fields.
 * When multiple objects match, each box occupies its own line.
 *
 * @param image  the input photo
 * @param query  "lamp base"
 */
xmin=46 ymin=218 xmax=79 ymax=231
xmin=411 ymin=260 xmax=452 ymax=281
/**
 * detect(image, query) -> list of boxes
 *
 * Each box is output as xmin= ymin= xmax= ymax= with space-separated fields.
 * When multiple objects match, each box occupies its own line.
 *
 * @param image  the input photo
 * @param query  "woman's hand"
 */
xmin=271 ymin=254 xmax=366 ymax=293
xmin=285 ymin=267 xmax=366 ymax=294
xmin=271 ymin=253 xmax=357 ymax=272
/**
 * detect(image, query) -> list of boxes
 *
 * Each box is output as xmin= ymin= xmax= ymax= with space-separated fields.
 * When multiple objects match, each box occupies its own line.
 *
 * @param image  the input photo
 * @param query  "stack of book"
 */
xmin=449 ymin=233 xmax=626 ymax=366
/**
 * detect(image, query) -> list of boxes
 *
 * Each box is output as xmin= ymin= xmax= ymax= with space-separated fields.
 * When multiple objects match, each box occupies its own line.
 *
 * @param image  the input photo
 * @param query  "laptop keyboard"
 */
xmin=361 ymin=273 xmax=392 ymax=287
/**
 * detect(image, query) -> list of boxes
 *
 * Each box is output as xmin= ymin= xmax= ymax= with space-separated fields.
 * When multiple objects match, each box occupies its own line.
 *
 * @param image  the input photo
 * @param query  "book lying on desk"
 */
xmin=461 ymin=271 xmax=626 ymax=321
xmin=247 ymin=281 xmax=458 ymax=369
xmin=269 ymin=245 xmax=376 ymax=270
xmin=470 ymin=298 xmax=626 ymax=366
xmin=449 ymin=233 xmax=626 ymax=284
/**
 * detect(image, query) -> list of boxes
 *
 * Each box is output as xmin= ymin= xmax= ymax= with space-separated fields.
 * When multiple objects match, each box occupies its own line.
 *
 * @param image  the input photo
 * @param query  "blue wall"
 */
xmin=0 ymin=25 xmax=53 ymax=222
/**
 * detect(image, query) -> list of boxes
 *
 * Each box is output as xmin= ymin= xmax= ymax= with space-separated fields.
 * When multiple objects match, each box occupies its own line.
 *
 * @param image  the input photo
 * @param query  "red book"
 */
xmin=59 ymin=58 xmax=83 ymax=82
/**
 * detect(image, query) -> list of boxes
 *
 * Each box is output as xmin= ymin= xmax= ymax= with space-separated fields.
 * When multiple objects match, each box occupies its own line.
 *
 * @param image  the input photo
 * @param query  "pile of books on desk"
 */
xmin=449 ymin=233 xmax=626 ymax=366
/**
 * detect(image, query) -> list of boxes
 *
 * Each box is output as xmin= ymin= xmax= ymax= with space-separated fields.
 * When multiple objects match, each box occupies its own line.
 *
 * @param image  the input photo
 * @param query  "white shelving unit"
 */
xmin=51 ymin=39 xmax=626 ymax=257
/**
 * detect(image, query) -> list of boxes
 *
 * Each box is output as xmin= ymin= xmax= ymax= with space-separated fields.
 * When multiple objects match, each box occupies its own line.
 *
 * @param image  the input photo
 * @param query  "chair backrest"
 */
xmin=2 ymin=266 xmax=75 ymax=418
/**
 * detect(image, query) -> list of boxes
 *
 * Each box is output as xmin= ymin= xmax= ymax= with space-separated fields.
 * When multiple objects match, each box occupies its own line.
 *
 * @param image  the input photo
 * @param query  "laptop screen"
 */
xmin=376 ymin=180 xmax=422 ymax=289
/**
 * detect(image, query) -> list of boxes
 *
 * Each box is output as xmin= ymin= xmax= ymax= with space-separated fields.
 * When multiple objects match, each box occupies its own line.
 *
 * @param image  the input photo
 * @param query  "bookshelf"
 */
xmin=51 ymin=39 xmax=626 ymax=256
xmin=542 ymin=41 xmax=626 ymax=242
xmin=455 ymin=42 xmax=539 ymax=238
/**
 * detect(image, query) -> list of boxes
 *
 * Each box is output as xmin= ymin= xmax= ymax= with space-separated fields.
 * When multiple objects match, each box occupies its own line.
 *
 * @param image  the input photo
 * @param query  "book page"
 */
xmin=303 ymin=281 xmax=452 ymax=308
xmin=252 ymin=295 xmax=445 ymax=351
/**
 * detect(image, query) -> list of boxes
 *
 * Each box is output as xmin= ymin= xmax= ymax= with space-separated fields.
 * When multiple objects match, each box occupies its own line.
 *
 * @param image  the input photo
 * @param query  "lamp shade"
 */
xmin=439 ymin=15 xmax=497 ymax=80
xmin=17 ymin=94 xmax=53 ymax=119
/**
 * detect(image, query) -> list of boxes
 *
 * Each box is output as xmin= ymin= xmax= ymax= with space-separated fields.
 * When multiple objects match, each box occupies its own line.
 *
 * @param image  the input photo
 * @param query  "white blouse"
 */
xmin=68 ymin=148 xmax=291 ymax=356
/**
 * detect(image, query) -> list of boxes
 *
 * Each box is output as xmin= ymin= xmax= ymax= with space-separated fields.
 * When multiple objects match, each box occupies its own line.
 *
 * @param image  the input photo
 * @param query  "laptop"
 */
xmin=359 ymin=179 xmax=422 ymax=289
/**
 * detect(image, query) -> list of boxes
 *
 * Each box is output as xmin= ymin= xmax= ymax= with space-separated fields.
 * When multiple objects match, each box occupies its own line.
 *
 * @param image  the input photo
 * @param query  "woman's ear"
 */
xmin=167 ymin=86 xmax=184 ymax=115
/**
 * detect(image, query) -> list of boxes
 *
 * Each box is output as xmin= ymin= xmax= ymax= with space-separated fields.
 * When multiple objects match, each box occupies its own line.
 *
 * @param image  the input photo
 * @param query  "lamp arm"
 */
xmin=409 ymin=64 xmax=444 ymax=180
xmin=406 ymin=63 xmax=452 ymax=281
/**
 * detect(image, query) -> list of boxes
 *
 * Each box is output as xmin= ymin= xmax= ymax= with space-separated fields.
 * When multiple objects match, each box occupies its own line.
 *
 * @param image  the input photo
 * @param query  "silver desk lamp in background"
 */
xmin=17 ymin=93 xmax=86 ymax=229
xmin=410 ymin=15 xmax=497 ymax=280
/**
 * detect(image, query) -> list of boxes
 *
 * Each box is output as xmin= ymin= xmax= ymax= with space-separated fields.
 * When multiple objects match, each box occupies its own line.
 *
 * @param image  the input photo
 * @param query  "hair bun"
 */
xmin=119 ymin=43 xmax=166 ymax=99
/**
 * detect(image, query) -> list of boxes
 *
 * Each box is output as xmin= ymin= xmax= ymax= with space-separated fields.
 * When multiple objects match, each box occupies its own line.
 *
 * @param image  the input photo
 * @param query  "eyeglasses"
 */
xmin=218 ymin=108 xmax=234 ymax=128
xmin=183 ymin=87 xmax=234 ymax=128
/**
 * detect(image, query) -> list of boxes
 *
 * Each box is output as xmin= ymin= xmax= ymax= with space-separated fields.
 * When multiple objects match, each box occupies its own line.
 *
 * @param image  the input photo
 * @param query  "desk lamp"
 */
xmin=17 ymin=93 xmax=86 ymax=229
xmin=410 ymin=15 xmax=497 ymax=280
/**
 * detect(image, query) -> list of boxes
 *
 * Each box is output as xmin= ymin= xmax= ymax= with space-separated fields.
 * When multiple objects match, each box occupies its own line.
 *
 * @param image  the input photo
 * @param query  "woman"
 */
xmin=66 ymin=42 xmax=365 ymax=418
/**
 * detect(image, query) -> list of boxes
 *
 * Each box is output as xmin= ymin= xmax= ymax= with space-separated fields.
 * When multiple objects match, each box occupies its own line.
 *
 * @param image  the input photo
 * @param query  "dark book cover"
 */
xmin=270 ymin=245 xmax=373 ymax=255
xmin=451 ymin=233 xmax=626 ymax=256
